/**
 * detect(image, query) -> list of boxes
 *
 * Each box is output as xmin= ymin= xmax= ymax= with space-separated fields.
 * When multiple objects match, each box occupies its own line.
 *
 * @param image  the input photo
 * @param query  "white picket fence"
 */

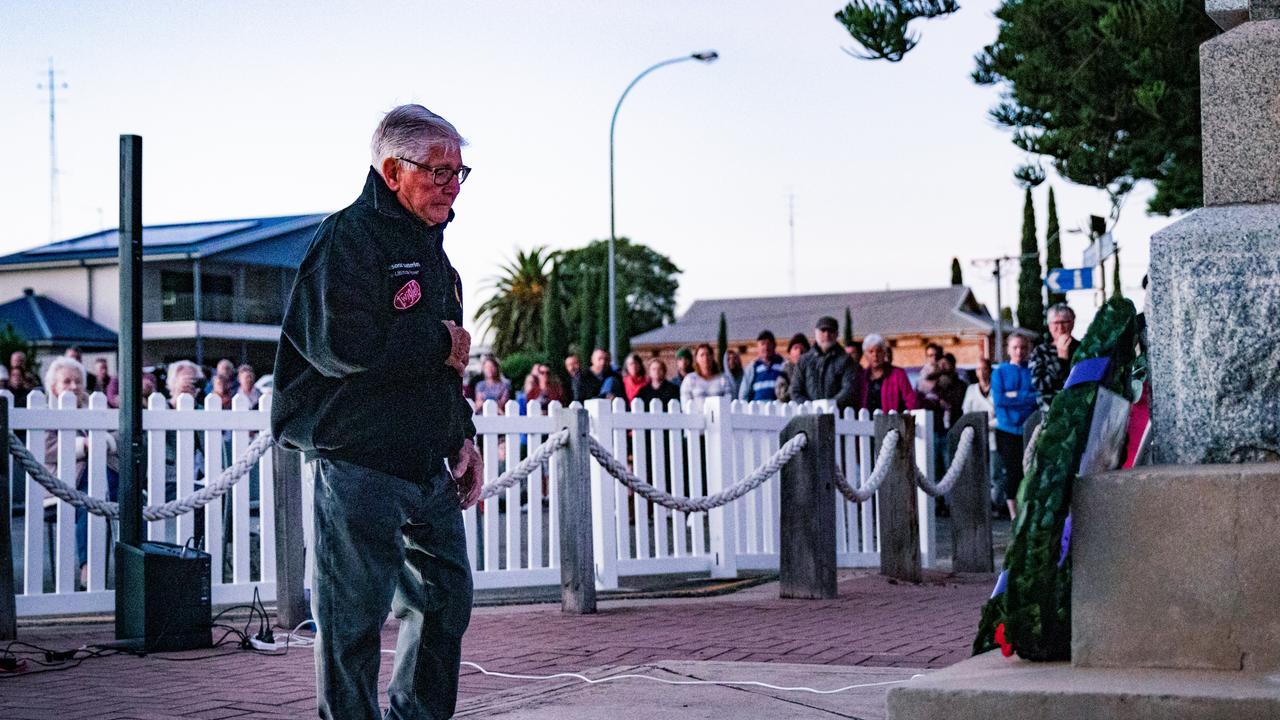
xmin=7 ymin=392 xmax=937 ymax=616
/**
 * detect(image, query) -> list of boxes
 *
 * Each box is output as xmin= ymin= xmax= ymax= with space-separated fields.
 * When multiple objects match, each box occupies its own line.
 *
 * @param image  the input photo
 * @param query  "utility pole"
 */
xmin=37 ymin=58 xmax=68 ymax=243
xmin=972 ymin=253 xmax=1038 ymax=362
xmin=788 ymin=192 xmax=796 ymax=294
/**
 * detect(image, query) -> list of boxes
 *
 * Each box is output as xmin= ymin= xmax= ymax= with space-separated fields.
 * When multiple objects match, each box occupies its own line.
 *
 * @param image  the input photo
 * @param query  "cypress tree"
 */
xmin=950 ymin=258 xmax=963 ymax=286
xmin=616 ymin=278 xmax=631 ymax=358
xmin=716 ymin=312 xmax=728 ymax=361
xmin=577 ymin=270 xmax=597 ymax=358
xmin=594 ymin=270 xmax=609 ymax=354
xmin=1111 ymin=252 xmax=1123 ymax=300
xmin=843 ymin=307 xmax=854 ymax=346
xmin=1017 ymin=188 xmax=1045 ymax=337
xmin=542 ymin=268 xmax=569 ymax=374
xmin=1044 ymin=187 xmax=1065 ymax=306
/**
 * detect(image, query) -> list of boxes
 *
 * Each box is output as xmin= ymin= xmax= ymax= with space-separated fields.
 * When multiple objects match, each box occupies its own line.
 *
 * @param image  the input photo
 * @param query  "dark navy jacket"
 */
xmin=271 ymin=168 xmax=475 ymax=482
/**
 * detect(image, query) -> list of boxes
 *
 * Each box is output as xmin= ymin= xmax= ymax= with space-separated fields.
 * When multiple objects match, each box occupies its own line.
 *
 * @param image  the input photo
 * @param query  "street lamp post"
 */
xmin=608 ymin=50 xmax=718 ymax=362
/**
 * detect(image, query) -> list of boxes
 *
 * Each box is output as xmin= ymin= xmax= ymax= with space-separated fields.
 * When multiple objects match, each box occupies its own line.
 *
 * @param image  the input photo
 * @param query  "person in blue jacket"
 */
xmin=992 ymin=333 xmax=1039 ymax=519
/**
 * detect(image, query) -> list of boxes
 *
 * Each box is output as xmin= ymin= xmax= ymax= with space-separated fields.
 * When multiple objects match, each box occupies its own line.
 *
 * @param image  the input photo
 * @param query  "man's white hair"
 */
xmin=370 ymin=104 xmax=466 ymax=176
xmin=43 ymin=356 xmax=86 ymax=400
xmin=168 ymin=360 xmax=204 ymax=381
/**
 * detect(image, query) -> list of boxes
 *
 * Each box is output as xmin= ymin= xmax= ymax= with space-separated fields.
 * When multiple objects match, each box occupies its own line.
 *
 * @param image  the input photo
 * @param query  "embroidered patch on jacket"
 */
xmin=393 ymin=279 xmax=422 ymax=310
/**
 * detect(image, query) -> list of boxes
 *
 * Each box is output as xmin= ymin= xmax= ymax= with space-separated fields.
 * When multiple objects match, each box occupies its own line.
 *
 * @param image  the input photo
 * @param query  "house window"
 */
xmin=161 ymin=271 xmax=234 ymax=321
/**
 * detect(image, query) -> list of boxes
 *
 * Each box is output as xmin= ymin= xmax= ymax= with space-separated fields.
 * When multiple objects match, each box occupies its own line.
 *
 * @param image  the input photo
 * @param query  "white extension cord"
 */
xmin=296 ymin=620 xmax=910 ymax=696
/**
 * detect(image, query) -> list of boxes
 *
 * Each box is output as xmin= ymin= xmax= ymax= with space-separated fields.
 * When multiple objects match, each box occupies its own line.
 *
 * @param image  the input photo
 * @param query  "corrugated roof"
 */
xmin=0 ymin=290 xmax=117 ymax=349
xmin=631 ymin=286 xmax=996 ymax=346
xmin=0 ymin=214 xmax=327 ymax=268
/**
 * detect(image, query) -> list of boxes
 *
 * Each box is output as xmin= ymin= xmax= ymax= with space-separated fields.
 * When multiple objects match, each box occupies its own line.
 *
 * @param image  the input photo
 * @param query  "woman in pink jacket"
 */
xmin=860 ymin=334 xmax=920 ymax=413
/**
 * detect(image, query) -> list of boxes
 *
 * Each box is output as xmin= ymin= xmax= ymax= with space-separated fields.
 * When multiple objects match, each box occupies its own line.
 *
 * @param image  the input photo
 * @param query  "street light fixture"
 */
xmin=607 ymin=50 xmax=719 ymax=362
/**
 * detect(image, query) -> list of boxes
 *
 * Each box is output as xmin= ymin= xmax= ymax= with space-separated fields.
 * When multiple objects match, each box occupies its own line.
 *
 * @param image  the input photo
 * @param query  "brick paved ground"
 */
xmin=1 ymin=569 xmax=994 ymax=719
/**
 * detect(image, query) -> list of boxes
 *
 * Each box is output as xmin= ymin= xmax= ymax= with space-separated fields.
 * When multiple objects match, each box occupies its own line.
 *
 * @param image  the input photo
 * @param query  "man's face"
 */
xmin=677 ymin=355 xmax=693 ymax=373
xmin=591 ymin=350 xmax=609 ymax=373
xmin=757 ymin=339 xmax=775 ymax=359
xmin=170 ymin=367 xmax=198 ymax=397
xmin=385 ymin=146 xmax=463 ymax=226
xmin=1048 ymin=312 xmax=1075 ymax=341
xmin=815 ymin=326 xmax=836 ymax=350
xmin=1008 ymin=336 xmax=1030 ymax=364
xmin=565 ymin=355 xmax=580 ymax=375
xmin=648 ymin=360 xmax=666 ymax=384
xmin=977 ymin=361 xmax=992 ymax=384
xmin=9 ymin=352 xmax=22 ymax=369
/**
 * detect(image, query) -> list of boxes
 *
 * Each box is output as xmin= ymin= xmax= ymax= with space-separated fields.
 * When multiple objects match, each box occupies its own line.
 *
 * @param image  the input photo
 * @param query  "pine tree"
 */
xmin=950 ymin=258 xmax=963 ymax=286
xmin=717 ymin=313 xmax=729 ymax=362
xmin=542 ymin=268 xmax=569 ymax=376
xmin=1044 ymin=187 xmax=1065 ymax=306
xmin=1017 ymin=188 xmax=1045 ymax=337
xmin=843 ymin=307 xmax=854 ymax=346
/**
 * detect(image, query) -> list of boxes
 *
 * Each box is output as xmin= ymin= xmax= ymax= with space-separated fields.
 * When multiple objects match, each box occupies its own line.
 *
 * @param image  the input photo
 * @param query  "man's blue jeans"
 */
xmin=312 ymin=458 xmax=473 ymax=720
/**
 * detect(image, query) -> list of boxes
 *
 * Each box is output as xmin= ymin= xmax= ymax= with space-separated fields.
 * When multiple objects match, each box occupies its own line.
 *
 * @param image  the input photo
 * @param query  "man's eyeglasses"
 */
xmin=397 ymin=157 xmax=472 ymax=186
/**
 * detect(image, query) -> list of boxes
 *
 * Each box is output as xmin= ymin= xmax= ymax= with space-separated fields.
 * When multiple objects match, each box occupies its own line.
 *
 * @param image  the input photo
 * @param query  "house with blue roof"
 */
xmin=0 ymin=214 xmax=326 ymax=372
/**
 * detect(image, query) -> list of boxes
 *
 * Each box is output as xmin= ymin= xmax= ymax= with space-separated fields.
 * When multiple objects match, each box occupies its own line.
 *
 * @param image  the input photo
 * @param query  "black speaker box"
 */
xmin=115 ymin=541 xmax=212 ymax=652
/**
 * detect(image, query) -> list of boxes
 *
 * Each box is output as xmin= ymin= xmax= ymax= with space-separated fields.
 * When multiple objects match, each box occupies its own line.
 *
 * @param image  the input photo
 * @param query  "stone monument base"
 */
xmin=886 ymin=650 xmax=1280 ymax=720
xmin=887 ymin=463 xmax=1280 ymax=718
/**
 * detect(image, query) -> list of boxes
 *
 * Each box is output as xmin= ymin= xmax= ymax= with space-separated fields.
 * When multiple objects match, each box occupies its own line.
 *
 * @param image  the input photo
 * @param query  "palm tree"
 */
xmin=475 ymin=246 xmax=554 ymax=357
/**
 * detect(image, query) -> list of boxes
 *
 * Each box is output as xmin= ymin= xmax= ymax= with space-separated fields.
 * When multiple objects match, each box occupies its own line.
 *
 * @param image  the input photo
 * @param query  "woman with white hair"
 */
xmin=859 ymin=334 xmax=919 ymax=413
xmin=42 ymin=356 xmax=119 ymax=589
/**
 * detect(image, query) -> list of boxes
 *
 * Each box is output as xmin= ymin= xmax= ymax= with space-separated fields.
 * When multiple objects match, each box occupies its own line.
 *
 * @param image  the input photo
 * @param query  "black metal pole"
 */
xmin=116 ymin=135 xmax=144 ymax=640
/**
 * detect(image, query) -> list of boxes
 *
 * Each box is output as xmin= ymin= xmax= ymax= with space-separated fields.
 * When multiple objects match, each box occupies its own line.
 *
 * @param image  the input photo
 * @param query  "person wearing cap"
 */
xmin=672 ymin=346 xmax=694 ymax=386
xmin=739 ymin=330 xmax=787 ymax=402
xmin=790 ymin=316 xmax=864 ymax=410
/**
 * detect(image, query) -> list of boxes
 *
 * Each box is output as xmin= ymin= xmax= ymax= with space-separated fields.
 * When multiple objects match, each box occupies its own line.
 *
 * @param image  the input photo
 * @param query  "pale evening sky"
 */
xmin=0 ymin=0 xmax=1177 ymax=336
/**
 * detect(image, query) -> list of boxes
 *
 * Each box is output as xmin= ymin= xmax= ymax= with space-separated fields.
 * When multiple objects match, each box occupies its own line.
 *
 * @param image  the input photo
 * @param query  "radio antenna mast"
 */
xmin=37 ymin=58 xmax=68 ymax=242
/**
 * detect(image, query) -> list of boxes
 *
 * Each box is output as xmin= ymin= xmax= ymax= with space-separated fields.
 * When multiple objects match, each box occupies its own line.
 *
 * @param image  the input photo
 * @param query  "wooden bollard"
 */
xmin=0 ymin=397 xmax=15 ymax=640
xmin=272 ymin=444 xmax=309 ymax=629
xmin=779 ymin=413 xmax=837 ymax=599
xmin=557 ymin=407 xmax=596 ymax=614
xmin=875 ymin=413 xmax=921 ymax=583
xmin=948 ymin=413 xmax=994 ymax=573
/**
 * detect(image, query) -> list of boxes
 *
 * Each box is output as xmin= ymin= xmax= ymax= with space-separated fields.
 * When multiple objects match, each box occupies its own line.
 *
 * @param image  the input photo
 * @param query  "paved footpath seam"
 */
xmin=2 ymin=569 xmax=993 ymax=719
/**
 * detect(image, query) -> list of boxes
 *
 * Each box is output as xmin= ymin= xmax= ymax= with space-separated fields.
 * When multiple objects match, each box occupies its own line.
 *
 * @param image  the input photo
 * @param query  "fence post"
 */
xmin=585 ymin=400 xmax=618 ymax=591
xmin=779 ymin=413 xmax=836 ymax=599
xmin=557 ymin=406 xmax=596 ymax=614
xmin=948 ymin=412 xmax=994 ymax=573
xmin=272 ymin=444 xmax=309 ymax=629
xmin=875 ymin=413 xmax=921 ymax=583
xmin=704 ymin=396 xmax=738 ymax=579
xmin=0 ymin=397 xmax=15 ymax=640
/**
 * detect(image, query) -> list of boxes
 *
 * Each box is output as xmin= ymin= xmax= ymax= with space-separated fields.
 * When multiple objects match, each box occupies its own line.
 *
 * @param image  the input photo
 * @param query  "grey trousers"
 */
xmin=312 ymin=457 xmax=473 ymax=720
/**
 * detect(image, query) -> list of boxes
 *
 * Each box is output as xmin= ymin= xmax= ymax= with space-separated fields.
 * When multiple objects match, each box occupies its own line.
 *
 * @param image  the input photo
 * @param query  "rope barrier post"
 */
xmin=779 ymin=414 xmax=837 ymax=599
xmin=0 ymin=397 xmax=16 ymax=640
xmin=948 ymin=413 xmax=994 ymax=573
xmin=272 ymin=445 xmax=309 ymax=628
xmin=557 ymin=406 xmax=596 ymax=614
xmin=875 ymin=413 xmax=921 ymax=583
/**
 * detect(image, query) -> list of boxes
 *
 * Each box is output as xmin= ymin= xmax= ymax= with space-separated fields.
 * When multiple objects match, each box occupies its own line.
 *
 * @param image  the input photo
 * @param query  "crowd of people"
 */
xmin=464 ymin=304 xmax=1082 ymax=518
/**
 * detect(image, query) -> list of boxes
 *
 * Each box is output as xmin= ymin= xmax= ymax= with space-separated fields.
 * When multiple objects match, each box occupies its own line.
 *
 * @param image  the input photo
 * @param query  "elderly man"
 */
xmin=271 ymin=104 xmax=482 ymax=720
xmin=1029 ymin=302 xmax=1081 ymax=412
xmin=791 ymin=316 xmax=863 ymax=410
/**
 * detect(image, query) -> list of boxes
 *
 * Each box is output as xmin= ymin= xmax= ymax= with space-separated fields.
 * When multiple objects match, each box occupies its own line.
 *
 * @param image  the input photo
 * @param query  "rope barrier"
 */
xmin=831 ymin=428 xmax=900 ymax=503
xmin=8 ymin=430 xmax=273 ymax=521
xmin=477 ymin=428 xmax=571 ymax=500
xmin=586 ymin=433 xmax=809 ymax=513
xmin=913 ymin=426 xmax=976 ymax=498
